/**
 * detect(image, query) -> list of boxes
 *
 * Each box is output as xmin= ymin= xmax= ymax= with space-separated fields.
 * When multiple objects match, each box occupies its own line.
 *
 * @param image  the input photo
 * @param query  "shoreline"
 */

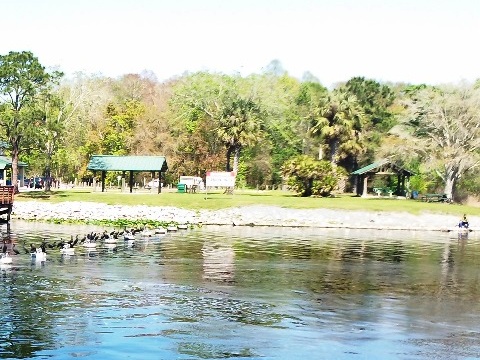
xmin=9 ymin=200 xmax=478 ymax=232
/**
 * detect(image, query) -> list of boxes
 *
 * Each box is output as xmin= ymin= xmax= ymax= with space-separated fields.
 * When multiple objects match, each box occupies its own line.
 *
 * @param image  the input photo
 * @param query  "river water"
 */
xmin=0 ymin=221 xmax=480 ymax=359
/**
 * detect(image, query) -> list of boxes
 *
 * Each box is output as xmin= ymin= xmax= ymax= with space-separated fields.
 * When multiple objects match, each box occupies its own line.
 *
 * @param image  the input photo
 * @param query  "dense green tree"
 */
xmin=400 ymin=83 xmax=480 ymax=199
xmin=0 ymin=51 xmax=62 ymax=192
xmin=169 ymin=72 xmax=264 ymax=176
xmin=310 ymin=89 xmax=366 ymax=166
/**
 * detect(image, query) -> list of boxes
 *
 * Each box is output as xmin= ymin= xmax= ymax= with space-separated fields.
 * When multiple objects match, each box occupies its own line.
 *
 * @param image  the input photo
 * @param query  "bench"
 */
xmin=421 ymin=194 xmax=450 ymax=203
xmin=0 ymin=186 xmax=14 ymax=222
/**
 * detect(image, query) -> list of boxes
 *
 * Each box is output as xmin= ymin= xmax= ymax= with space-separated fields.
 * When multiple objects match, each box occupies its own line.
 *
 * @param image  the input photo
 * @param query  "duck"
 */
xmin=11 ymin=244 xmax=20 ymax=255
xmin=124 ymin=230 xmax=136 ymax=241
xmin=32 ymin=247 xmax=46 ymax=262
xmin=60 ymin=243 xmax=75 ymax=256
xmin=83 ymin=239 xmax=97 ymax=249
xmin=140 ymin=226 xmax=156 ymax=238
xmin=154 ymin=227 xmax=167 ymax=235
xmin=166 ymin=224 xmax=178 ymax=232
xmin=0 ymin=252 xmax=12 ymax=264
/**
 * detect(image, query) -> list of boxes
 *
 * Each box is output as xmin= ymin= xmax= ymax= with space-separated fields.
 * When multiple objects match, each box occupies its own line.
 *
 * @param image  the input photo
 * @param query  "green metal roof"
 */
xmin=0 ymin=156 xmax=28 ymax=170
xmin=351 ymin=159 xmax=414 ymax=176
xmin=87 ymin=155 xmax=168 ymax=172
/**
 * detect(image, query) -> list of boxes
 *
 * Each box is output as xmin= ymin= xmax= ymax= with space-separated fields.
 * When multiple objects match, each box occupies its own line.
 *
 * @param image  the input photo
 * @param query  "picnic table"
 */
xmin=373 ymin=187 xmax=394 ymax=197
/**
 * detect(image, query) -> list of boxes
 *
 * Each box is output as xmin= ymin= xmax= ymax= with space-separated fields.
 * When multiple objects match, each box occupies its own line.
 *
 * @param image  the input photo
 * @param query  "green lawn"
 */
xmin=15 ymin=188 xmax=480 ymax=217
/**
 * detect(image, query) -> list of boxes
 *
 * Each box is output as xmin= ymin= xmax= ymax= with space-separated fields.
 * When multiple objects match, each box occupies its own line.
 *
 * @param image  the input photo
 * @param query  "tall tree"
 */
xmin=0 ymin=51 xmax=61 ymax=192
xmin=309 ymin=89 xmax=366 ymax=166
xmin=170 ymin=72 xmax=264 ymax=174
xmin=400 ymin=83 xmax=480 ymax=199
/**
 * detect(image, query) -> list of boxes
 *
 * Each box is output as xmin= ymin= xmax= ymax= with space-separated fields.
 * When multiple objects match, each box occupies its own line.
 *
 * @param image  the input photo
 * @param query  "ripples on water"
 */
xmin=0 ymin=221 xmax=480 ymax=359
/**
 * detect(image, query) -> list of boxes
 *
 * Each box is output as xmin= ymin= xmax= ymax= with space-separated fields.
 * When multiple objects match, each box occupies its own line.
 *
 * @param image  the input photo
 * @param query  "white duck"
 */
xmin=32 ymin=248 xmax=46 ymax=262
xmin=0 ymin=252 xmax=12 ymax=264
xmin=60 ymin=243 xmax=75 ymax=256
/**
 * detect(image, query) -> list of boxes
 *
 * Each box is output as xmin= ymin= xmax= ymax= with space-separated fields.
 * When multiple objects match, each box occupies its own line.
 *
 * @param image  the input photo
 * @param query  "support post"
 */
xmin=362 ymin=175 xmax=368 ymax=197
xmin=158 ymin=171 xmax=162 ymax=194
xmin=101 ymin=171 xmax=106 ymax=192
xmin=129 ymin=171 xmax=134 ymax=193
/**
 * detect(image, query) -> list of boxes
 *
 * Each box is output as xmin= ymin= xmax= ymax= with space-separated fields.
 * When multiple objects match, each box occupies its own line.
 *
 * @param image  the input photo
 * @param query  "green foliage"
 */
xmin=0 ymin=51 xmax=63 ymax=190
xmin=282 ymin=155 xmax=345 ymax=197
xmin=310 ymin=89 xmax=366 ymax=165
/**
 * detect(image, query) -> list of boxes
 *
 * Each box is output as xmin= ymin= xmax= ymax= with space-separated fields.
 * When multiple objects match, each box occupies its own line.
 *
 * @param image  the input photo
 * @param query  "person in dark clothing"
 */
xmin=459 ymin=214 xmax=469 ymax=228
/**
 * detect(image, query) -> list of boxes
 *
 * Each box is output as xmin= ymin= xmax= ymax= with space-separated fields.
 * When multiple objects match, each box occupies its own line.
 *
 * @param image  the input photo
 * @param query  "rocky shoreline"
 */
xmin=9 ymin=200 xmax=477 ymax=232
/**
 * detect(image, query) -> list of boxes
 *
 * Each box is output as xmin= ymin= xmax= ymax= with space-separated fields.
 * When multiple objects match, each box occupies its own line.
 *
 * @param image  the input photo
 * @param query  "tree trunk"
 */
xmin=226 ymin=146 xmax=233 ymax=171
xmin=44 ymin=164 xmax=51 ymax=192
xmin=444 ymin=176 xmax=455 ymax=200
xmin=11 ymin=145 xmax=19 ymax=194
xmin=329 ymin=138 xmax=339 ymax=165
xmin=232 ymin=146 xmax=241 ymax=174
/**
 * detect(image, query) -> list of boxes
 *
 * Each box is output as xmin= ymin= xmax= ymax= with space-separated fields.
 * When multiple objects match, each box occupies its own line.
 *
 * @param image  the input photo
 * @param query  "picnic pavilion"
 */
xmin=86 ymin=155 xmax=168 ymax=193
xmin=351 ymin=159 xmax=414 ymax=197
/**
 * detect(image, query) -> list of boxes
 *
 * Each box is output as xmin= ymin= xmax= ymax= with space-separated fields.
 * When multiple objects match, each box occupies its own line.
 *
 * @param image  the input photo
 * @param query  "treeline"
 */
xmin=0 ymin=52 xmax=479 ymax=200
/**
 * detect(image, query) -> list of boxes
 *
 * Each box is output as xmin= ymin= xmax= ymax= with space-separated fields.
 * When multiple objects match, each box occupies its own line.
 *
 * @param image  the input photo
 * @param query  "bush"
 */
xmin=282 ymin=155 xmax=346 ymax=197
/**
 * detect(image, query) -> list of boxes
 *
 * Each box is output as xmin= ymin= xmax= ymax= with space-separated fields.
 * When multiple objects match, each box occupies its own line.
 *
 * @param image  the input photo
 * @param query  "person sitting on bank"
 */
xmin=459 ymin=214 xmax=469 ymax=228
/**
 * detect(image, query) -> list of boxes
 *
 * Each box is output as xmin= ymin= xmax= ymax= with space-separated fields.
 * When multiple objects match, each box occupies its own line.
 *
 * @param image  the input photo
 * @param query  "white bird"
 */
xmin=60 ymin=243 xmax=75 ymax=256
xmin=167 ymin=224 xmax=178 ymax=232
xmin=0 ymin=253 xmax=12 ymax=264
xmin=32 ymin=248 xmax=46 ymax=262
xmin=124 ymin=231 xmax=136 ymax=241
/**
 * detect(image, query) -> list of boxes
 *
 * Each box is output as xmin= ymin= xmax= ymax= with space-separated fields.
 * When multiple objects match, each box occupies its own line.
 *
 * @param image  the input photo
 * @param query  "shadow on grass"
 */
xmin=17 ymin=190 xmax=70 ymax=200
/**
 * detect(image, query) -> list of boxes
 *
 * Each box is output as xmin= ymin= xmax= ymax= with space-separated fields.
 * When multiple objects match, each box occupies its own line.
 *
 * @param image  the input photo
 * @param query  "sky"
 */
xmin=2 ymin=0 xmax=480 ymax=87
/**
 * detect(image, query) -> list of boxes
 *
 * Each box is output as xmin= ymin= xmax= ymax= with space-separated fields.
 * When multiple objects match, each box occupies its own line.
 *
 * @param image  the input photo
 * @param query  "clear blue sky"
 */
xmin=2 ymin=0 xmax=479 ymax=87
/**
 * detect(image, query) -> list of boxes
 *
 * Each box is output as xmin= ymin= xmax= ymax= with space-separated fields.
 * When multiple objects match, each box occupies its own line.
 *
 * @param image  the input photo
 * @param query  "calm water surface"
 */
xmin=1 ymin=221 xmax=480 ymax=359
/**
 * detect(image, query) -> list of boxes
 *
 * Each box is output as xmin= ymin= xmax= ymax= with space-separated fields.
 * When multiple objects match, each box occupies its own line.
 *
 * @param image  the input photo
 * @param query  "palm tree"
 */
xmin=216 ymin=96 xmax=263 ymax=173
xmin=310 ymin=89 xmax=366 ymax=166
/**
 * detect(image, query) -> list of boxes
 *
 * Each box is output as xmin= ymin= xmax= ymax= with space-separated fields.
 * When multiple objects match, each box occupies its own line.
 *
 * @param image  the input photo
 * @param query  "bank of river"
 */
xmin=10 ymin=200 xmax=478 ymax=231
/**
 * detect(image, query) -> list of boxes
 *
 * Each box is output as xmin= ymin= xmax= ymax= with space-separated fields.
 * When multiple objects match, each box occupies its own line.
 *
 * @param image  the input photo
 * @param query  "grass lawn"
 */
xmin=14 ymin=188 xmax=480 ymax=217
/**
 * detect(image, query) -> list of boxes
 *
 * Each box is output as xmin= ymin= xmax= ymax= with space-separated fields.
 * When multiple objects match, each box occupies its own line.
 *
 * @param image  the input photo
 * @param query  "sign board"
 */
xmin=206 ymin=171 xmax=236 ymax=187
xmin=179 ymin=176 xmax=204 ymax=188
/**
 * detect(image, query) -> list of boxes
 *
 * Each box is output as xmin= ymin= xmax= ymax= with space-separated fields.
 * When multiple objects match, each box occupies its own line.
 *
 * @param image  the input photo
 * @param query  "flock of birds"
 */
xmin=0 ymin=223 xmax=191 ymax=265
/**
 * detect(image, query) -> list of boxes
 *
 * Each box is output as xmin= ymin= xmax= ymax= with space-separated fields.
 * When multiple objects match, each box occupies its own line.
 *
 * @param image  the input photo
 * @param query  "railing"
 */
xmin=0 ymin=186 xmax=14 ymax=205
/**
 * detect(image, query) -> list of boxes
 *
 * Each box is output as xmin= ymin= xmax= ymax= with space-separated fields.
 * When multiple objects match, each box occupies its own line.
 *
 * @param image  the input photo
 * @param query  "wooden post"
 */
xmin=101 ymin=171 xmax=106 ymax=192
xmin=158 ymin=171 xmax=162 ymax=194
xmin=129 ymin=171 xmax=134 ymax=193
xmin=362 ymin=175 xmax=368 ymax=197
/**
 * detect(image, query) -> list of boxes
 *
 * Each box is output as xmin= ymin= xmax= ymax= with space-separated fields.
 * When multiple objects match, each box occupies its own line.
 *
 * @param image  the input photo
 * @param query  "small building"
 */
xmin=0 ymin=156 xmax=28 ymax=187
xmin=86 ymin=155 xmax=168 ymax=193
xmin=351 ymin=159 xmax=414 ymax=197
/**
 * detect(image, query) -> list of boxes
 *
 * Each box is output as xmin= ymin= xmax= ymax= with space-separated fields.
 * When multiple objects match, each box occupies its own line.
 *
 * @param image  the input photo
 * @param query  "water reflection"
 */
xmin=0 ymin=221 xmax=480 ymax=359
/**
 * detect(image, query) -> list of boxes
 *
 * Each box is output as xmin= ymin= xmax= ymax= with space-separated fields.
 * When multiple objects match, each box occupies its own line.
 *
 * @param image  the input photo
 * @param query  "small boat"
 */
xmin=0 ymin=253 xmax=12 ymax=264
xmin=178 ymin=224 xmax=189 ymax=230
